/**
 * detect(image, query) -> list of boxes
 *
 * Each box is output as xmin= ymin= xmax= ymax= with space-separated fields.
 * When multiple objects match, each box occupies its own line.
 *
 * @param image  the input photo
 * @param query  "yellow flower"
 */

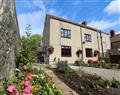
xmin=0 ymin=85 xmax=2 ymax=91
xmin=32 ymin=84 xmax=42 ymax=94
xmin=47 ymin=76 xmax=52 ymax=84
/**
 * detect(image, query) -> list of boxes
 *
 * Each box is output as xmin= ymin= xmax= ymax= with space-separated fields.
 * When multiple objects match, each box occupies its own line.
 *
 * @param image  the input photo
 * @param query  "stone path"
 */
xmin=34 ymin=64 xmax=79 ymax=95
xmin=70 ymin=65 xmax=120 ymax=81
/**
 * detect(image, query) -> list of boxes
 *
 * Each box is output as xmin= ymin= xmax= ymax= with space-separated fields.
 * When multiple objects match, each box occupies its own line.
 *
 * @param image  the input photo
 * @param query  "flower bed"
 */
xmin=75 ymin=58 xmax=120 ymax=70
xmin=54 ymin=61 xmax=120 ymax=95
xmin=86 ymin=59 xmax=112 ymax=69
xmin=0 ymin=65 xmax=63 ymax=95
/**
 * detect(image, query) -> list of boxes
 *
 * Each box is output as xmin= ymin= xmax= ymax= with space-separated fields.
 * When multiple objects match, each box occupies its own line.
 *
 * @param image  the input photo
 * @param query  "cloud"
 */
xmin=33 ymin=0 xmax=46 ymax=11
xmin=104 ymin=0 xmax=120 ymax=14
xmin=17 ymin=0 xmax=60 ymax=36
xmin=88 ymin=19 xmax=118 ymax=31
xmin=17 ymin=0 xmax=47 ymax=36
xmin=18 ymin=10 xmax=46 ymax=36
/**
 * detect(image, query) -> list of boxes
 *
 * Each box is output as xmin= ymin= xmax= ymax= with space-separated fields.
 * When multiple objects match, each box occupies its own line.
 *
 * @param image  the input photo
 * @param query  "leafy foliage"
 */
xmin=55 ymin=65 xmax=120 ymax=95
xmin=76 ymin=49 xmax=82 ymax=58
xmin=17 ymin=24 xmax=42 ymax=66
xmin=1 ymin=66 xmax=63 ymax=95
xmin=104 ymin=78 xmax=120 ymax=88
xmin=56 ymin=59 xmax=70 ymax=76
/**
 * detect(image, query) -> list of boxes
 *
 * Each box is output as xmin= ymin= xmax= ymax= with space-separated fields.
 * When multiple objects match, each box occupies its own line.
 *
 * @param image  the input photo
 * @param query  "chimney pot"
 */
xmin=82 ymin=21 xmax=87 ymax=26
xmin=110 ymin=29 xmax=115 ymax=37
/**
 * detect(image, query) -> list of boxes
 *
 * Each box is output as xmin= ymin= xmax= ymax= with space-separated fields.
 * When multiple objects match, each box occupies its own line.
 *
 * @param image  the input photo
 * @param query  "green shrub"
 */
xmin=104 ymin=78 xmax=120 ymax=88
xmin=17 ymin=24 xmax=42 ymax=66
xmin=31 ymin=68 xmax=44 ymax=75
xmin=56 ymin=60 xmax=70 ymax=76
xmin=111 ymin=78 xmax=120 ymax=88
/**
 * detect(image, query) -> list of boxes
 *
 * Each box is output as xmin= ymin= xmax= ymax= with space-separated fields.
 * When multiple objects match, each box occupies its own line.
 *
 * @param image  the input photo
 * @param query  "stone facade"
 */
xmin=0 ymin=0 xmax=20 ymax=83
xmin=43 ymin=14 xmax=110 ymax=64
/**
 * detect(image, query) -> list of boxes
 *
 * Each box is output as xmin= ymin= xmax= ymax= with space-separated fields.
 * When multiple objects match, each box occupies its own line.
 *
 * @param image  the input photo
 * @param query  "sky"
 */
xmin=15 ymin=0 xmax=120 ymax=36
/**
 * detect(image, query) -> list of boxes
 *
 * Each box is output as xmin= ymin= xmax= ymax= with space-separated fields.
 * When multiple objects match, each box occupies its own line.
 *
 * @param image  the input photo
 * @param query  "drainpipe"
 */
xmin=97 ymin=30 xmax=100 ymax=51
xmin=80 ymin=27 xmax=84 ymax=61
xmin=100 ymin=30 xmax=104 ymax=57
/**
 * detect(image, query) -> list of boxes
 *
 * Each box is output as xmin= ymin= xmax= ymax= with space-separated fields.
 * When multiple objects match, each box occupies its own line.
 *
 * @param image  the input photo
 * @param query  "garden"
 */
xmin=0 ymin=24 xmax=120 ymax=95
xmin=0 ymin=64 xmax=63 ymax=95
xmin=0 ymin=25 xmax=63 ymax=95
xmin=74 ymin=49 xmax=120 ymax=70
xmin=52 ymin=60 xmax=120 ymax=95
xmin=75 ymin=57 xmax=120 ymax=70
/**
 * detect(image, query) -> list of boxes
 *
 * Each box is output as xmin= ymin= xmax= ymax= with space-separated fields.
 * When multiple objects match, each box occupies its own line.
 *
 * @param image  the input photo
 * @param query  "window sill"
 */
xmin=85 ymin=41 xmax=92 ymax=42
xmin=86 ymin=56 xmax=93 ymax=57
xmin=61 ymin=56 xmax=72 ymax=57
xmin=61 ymin=36 xmax=71 ymax=39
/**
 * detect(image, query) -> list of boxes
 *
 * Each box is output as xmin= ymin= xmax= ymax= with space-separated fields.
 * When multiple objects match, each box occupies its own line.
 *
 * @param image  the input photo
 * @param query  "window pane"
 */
xmin=86 ymin=48 xmax=92 ymax=57
xmin=68 ymin=30 xmax=71 ymax=38
xmin=61 ymin=45 xmax=71 ymax=57
xmin=84 ymin=34 xmax=91 ymax=42
xmin=60 ymin=28 xmax=71 ymax=38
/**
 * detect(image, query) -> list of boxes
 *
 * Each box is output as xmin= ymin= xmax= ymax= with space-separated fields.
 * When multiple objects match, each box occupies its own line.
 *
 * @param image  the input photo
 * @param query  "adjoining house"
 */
xmin=43 ymin=14 xmax=110 ymax=64
xmin=109 ymin=30 xmax=120 ymax=64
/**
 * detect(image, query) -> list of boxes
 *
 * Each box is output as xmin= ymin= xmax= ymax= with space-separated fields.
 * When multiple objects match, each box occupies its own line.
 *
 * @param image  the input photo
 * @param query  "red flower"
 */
xmin=23 ymin=71 xmax=31 ymax=74
xmin=88 ymin=60 xmax=93 ymax=64
xmin=19 ymin=82 xmax=24 ymax=87
xmin=25 ymin=74 xmax=33 ymax=80
xmin=18 ymin=73 xmax=24 ymax=77
xmin=28 ymin=74 xmax=32 ymax=80
xmin=88 ymin=60 xmax=98 ymax=64
xmin=93 ymin=61 xmax=98 ymax=64
xmin=94 ymin=50 xmax=100 ymax=57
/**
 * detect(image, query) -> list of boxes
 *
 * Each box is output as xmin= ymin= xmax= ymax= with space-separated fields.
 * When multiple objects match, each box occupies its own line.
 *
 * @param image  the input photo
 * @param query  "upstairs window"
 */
xmin=61 ymin=46 xmax=71 ymax=57
xmin=84 ymin=34 xmax=91 ymax=42
xmin=61 ymin=28 xmax=71 ymax=38
xmin=86 ymin=48 xmax=93 ymax=57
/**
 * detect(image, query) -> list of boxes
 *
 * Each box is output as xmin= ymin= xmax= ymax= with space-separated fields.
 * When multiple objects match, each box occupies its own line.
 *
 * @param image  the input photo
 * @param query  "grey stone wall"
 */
xmin=0 ymin=0 xmax=20 ymax=83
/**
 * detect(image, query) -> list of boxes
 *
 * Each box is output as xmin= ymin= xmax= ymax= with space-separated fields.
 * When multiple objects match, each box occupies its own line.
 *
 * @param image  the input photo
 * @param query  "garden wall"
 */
xmin=0 ymin=0 xmax=20 ymax=83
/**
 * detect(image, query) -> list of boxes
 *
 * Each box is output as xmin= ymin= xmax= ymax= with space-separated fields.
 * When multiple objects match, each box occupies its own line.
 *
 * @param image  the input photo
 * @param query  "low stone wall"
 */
xmin=0 ymin=0 xmax=20 ymax=83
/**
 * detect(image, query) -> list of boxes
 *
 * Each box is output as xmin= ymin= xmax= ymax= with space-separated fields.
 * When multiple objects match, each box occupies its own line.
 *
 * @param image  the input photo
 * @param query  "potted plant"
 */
xmin=75 ymin=49 xmax=82 ymax=65
xmin=48 ymin=46 xmax=54 ymax=54
xmin=94 ymin=50 xmax=100 ymax=57
xmin=76 ymin=49 xmax=82 ymax=57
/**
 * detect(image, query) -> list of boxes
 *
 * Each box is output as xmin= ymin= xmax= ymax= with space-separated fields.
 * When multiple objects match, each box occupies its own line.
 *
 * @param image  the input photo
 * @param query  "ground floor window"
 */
xmin=61 ymin=45 xmax=71 ymax=57
xmin=86 ymin=48 xmax=93 ymax=57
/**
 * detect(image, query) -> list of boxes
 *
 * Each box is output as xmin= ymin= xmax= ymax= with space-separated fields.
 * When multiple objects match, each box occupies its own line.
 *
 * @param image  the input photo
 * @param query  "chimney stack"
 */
xmin=110 ymin=29 xmax=115 ymax=37
xmin=82 ymin=21 xmax=87 ymax=26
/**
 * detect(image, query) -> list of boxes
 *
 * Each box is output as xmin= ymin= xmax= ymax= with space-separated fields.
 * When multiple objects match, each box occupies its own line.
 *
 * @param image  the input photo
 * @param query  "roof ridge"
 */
xmin=46 ymin=14 xmax=109 ymax=35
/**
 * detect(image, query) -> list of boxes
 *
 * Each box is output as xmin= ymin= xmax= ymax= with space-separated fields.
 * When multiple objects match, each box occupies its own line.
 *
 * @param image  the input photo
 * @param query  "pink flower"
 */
xmin=25 ymin=80 xmax=30 ymax=86
xmin=24 ymin=86 xmax=32 ymax=93
xmin=23 ymin=80 xmax=32 ymax=95
xmin=23 ymin=85 xmax=32 ymax=95
xmin=7 ymin=84 xmax=15 ymax=93
xmin=7 ymin=84 xmax=19 ymax=95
